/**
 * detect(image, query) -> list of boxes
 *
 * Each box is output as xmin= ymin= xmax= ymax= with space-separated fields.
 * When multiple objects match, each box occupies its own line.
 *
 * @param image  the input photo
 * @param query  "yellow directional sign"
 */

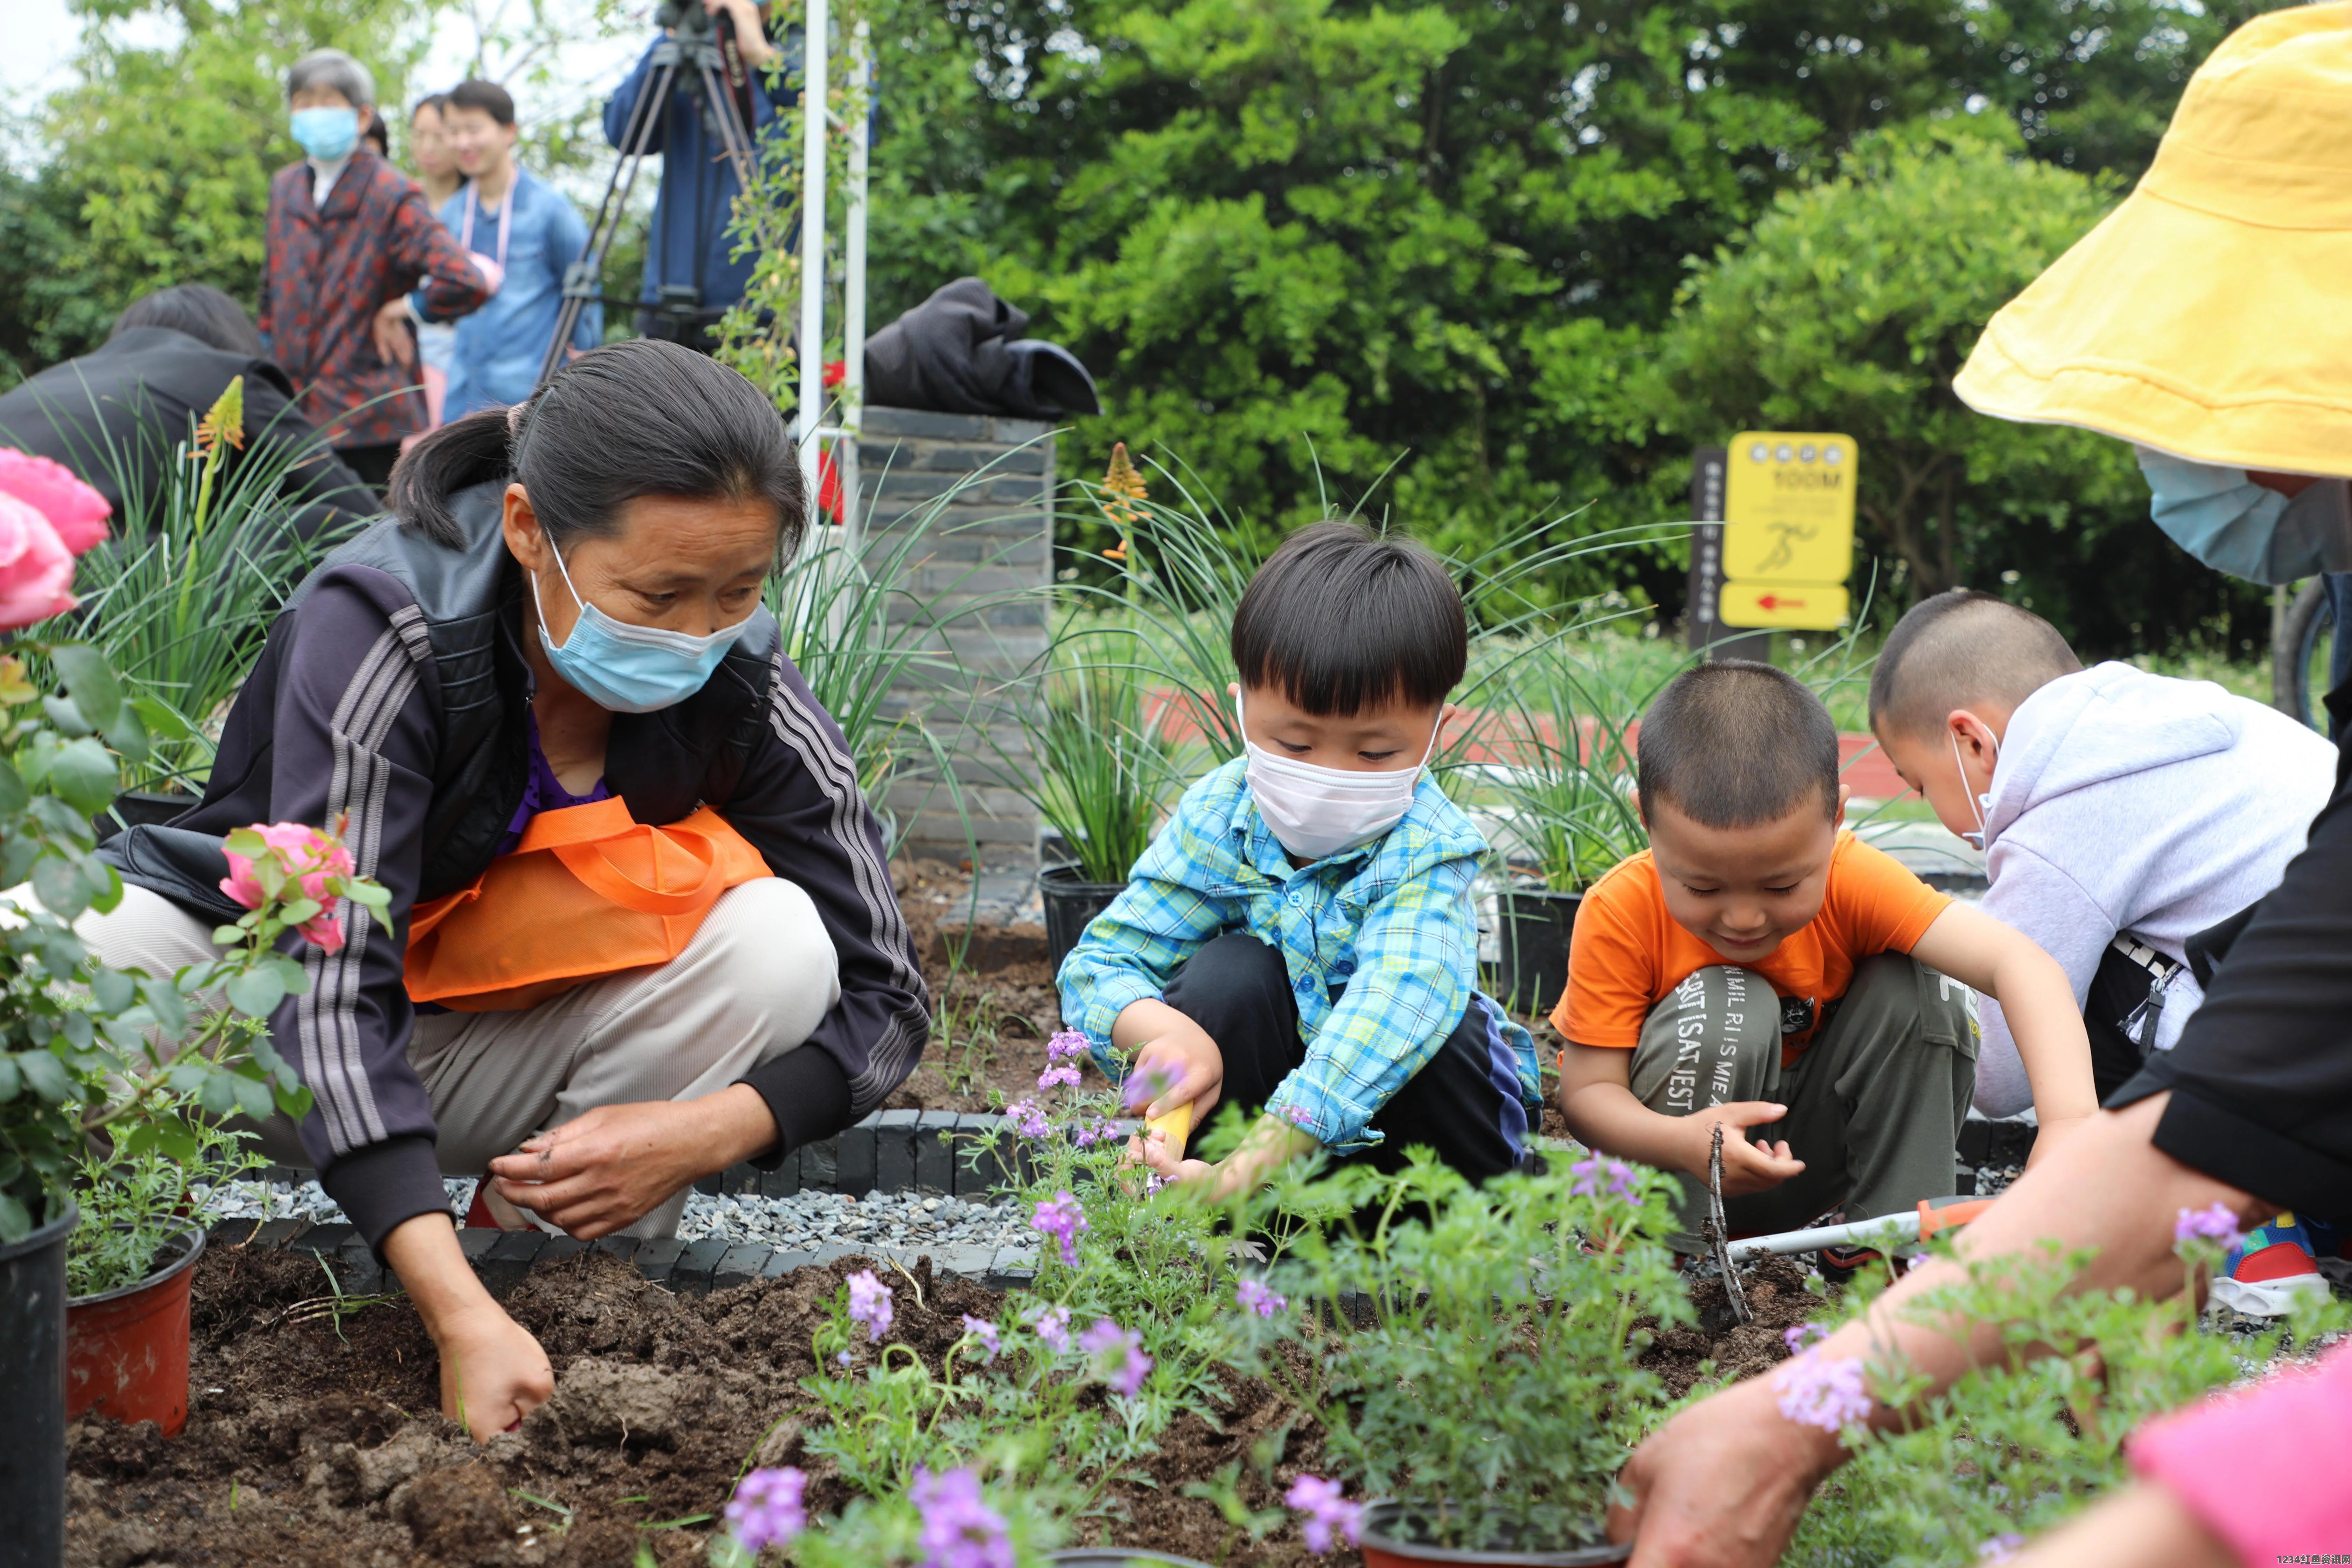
xmin=1720 ymin=432 xmax=1858 ymax=630
xmin=1717 ymin=583 xmax=1853 ymax=630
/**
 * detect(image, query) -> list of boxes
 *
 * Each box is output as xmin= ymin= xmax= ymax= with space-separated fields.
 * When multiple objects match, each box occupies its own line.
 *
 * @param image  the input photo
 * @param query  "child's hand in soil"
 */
xmin=439 ymin=1302 xmax=556 ymax=1442
xmin=1685 ymin=1102 xmax=1805 ymax=1196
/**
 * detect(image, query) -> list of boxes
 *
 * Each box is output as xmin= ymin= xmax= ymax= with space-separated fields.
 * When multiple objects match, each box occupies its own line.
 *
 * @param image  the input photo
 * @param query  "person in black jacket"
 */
xmin=84 ymin=338 xmax=927 ymax=1439
xmin=0 ymin=284 xmax=378 ymax=534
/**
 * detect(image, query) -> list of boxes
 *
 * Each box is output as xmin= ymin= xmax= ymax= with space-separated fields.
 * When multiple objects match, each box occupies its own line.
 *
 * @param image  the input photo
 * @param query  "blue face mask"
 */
xmin=289 ymin=105 xmax=360 ymax=162
xmin=531 ymin=546 xmax=750 ymax=714
xmin=2137 ymin=448 xmax=2352 ymax=586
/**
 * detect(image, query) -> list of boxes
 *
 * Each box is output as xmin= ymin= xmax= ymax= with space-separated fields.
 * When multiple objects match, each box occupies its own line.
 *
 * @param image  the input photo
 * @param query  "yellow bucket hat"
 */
xmin=1954 ymin=2 xmax=2352 ymax=477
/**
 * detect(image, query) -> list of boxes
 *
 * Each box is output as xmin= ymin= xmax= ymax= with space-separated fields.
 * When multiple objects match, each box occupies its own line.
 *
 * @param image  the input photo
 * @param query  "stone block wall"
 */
xmin=851 ymin=406 xmax=1055 ymax=864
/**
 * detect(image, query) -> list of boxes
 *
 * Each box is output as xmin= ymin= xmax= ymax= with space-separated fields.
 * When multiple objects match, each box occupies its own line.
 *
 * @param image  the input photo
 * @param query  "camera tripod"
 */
xmin=537 ymin=2 xmax=765 ymax=385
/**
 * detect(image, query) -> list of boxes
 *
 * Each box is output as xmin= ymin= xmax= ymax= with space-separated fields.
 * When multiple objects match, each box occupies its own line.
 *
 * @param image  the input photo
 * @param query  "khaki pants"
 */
xmin=1628 ymin=953 xmax=1977 ymax=1251
xmin=77 ymin=877 xmax=842 ymax=1238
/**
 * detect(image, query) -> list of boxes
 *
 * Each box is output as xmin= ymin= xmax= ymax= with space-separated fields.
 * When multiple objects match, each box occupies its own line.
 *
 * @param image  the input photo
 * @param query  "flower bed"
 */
xmin=66 ymin=1239 xmax=1812 ymax=1567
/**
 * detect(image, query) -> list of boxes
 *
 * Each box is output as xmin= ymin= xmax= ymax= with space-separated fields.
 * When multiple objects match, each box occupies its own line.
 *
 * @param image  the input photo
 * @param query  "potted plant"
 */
xmin=1250 ymin=1152 xmax=1693 ymax=1565
xmin=1019 ymin=664 xmax=1169 ymax=971
xmin=55 ymin=818 xmax=386 ymax=1437
xmin=1474 ymin=655 xmax=1650 ymax=1016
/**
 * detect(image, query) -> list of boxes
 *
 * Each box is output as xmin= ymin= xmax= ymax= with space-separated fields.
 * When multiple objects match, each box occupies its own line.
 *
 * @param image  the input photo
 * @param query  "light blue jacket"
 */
xmin=429 ymin=168 xmax=601 ymax=417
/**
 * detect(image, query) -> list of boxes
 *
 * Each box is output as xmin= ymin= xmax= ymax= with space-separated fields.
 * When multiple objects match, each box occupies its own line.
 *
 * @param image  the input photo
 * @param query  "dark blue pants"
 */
xmin=1159 ymin=931 xmax=1525 ymax=1183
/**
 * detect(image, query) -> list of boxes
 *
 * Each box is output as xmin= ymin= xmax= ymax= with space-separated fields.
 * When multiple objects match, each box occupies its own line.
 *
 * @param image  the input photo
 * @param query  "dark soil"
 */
xmin=67 ymin=1244 xmax=1822 ymax=1567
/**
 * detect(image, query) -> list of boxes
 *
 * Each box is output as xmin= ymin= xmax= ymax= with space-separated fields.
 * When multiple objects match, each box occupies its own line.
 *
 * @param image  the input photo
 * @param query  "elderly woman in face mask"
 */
xmin=84 ymin=340 xmax=926 ymax=1441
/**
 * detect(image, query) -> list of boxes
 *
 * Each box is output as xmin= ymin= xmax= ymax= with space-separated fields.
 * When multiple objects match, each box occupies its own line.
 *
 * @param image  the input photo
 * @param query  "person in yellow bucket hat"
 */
xmin=1602 ymin=13 xmax=2352 ymax=1567
xmin=1956 ymin=1 xmax=2352 ymax=729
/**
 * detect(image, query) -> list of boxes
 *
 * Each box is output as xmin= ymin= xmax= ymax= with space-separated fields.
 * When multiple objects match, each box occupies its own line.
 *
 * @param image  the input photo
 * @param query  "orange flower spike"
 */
xmin=1100 ymin=442 xmax=1147 ymax=530
xmin=192 ymin=376 xmax=247 ymax=458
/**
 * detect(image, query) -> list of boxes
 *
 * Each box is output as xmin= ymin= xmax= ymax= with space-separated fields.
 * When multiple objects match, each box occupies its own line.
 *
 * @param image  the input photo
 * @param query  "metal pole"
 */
xmin=796 ymin=0 xmax=830 ymax=554
xmin=840 ymin=17 xmax=872 ymax=555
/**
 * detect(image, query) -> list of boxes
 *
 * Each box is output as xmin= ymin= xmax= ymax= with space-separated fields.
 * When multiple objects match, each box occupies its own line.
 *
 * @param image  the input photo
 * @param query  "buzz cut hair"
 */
xmin=1230 ymin=518 xmax=1468 ymax=716
xmin=1868 ymin=590 xmax=2082 ymax=741
xmin=286 ymin=49 xmax=376 ymax=110
xmin=1637 ymin=660 xmax=1842 ymax=828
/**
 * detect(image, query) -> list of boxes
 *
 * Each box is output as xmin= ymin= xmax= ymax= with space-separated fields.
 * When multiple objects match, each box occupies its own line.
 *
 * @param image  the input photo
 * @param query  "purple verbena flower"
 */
xmin=1285 ymin=1474 xmax=1364 ymax=1554
xmin=1977 ymin=1535 xmax=2026 ymax=1564
xmin=1072 ymin=1119 xmax=1108 ymax=1148
xmin=2175 ymin=1203 xmax=2246 ymax=1251
xmin=1237 ymin=1278 xmax=1287 ymax=1318
xmin=725 ymin=1465 xmax=808 ymax=1553
xmin=1037 ymin=1063 xmax=1082 ymax=1090
xmin=1773 ymin=1352 xmax=1873 ymax=1434
xmin=1028 ymin=1304 xmax=1073 ymax=1353
xmin=1046 ymin=1027 xmax=1088 ymax=1062
xmin=912 ymin=1466 xmax=1013 ymax=1568
xmin=845 ymin=1268 xmax=894 ymax=1343
xmin=833 ymin=1350 xmax=851 ymax=1368
xmin=1030 ymin=1190 xmax=1090 ymax=1267
xmin=1569 ymin=1155 xmax=1603 ymax=1196
xmin=1006 ymin=1098 xmax=1052 ymax=1139
xmin=1079 ymin=1317 xmax=1153 ymax=1398
xmin=1782 ymin=1323 xmax=1830 ymax=1353
xmin=960 ymin=1314 xmax=1002 ymax=1361
xmin=1606 ymin=1159 xmax=1640 ymax=1199
xmin=1121 ymin=1059 xmax=1178 ymax=1112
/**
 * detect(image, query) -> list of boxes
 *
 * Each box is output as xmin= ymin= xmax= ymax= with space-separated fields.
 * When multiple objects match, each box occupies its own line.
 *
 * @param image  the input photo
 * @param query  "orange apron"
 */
xmin=404 ymin=797 xmax=772 ymax=1012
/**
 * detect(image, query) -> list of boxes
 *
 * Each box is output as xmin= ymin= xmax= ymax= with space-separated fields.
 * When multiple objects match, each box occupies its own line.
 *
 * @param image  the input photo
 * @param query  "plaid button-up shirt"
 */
xmin=1058 ymin=758 xmax=1541 ymax=1153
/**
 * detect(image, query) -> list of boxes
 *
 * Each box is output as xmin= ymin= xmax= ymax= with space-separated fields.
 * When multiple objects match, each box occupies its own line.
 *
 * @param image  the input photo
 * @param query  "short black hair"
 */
xmin=1637 ymin=660 xmax=1841 ymax=827
xmin=447 ymin=78 xmax=517 ymax=127
xmin=111 ymin=284 xmax=265 ymax=357
xmin=361 ymin=107 xmax=391 ymax=156
xmin=1869 ymin=590 xmax=2082 ymax=740
xmin=1230 ymin=518 xmax=1466 ymax=715
xmin=412 ymin=92 xmax=450 ymax=122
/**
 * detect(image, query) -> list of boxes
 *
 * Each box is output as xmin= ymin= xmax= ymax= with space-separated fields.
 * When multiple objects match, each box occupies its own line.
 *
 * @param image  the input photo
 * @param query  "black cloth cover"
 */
xmin=0 ymin=327 xmax=378 ymax=536
xmin=861 ymin=278 xmax=1100 ymax=419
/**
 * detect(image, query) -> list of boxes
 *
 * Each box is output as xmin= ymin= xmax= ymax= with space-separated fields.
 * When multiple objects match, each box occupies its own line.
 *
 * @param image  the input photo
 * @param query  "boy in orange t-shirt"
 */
xmin=1554 ymin=662 xmax=2098 ymax=1256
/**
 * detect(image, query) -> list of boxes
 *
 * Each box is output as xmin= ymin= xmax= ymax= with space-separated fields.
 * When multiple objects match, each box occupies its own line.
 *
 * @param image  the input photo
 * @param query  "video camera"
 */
xmin=654 ymin=0 xmax=723 ymax=43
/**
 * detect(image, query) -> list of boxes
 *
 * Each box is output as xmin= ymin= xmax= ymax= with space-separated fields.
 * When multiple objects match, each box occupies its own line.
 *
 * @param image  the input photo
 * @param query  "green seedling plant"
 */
xmin=1778 ymin=1219 xmax=2351 ymax=1567
xmin=1239 ymin=1149 xmax=1695 ymax=1555
xmin=67 ymin=1112 xmax=261 ymax=1296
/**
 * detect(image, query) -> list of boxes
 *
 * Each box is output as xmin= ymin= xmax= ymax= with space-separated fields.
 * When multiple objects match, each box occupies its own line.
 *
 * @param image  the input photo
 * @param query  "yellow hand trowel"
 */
xmin=1144 ymin=1100 xmax=1193 ymax=1161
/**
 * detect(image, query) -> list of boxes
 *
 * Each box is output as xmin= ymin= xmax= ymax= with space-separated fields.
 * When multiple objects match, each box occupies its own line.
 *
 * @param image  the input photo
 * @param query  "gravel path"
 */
xmin=195 ymin=1178 xmax=1038 ymax=1254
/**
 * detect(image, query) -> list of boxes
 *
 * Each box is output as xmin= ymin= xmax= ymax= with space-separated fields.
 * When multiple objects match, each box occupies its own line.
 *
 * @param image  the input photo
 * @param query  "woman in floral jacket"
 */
xmin=260 ymin=49 xmax=492 ymax=490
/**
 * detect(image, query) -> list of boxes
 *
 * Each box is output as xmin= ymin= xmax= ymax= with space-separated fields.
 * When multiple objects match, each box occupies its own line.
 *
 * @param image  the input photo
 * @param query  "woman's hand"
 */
xmin=488 ymin=1084 xmax=777 ymax=1239
xmin=381 ymin=1213 xmax=553 ymax=1441
xmin=372 ymin=298 xmax=415 ymax=369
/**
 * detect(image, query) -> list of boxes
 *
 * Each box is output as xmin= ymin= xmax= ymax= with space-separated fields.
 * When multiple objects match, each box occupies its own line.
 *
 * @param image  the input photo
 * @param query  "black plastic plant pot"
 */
xmin=1041 ymin=861 xmax=1127 ymax=975
xmin=93 ymin=788 xmax=195 ymax=845
xmin=0 ymin=1201 xmax=78 ymax=1568
xmin=1493 ymin=887 xmax=1582 ymax=1017
xmin=1047 ymin=1553 xmax=1214 ymax=1567
xmin=1359 ymin=1502 xmax=1629 ymax=1567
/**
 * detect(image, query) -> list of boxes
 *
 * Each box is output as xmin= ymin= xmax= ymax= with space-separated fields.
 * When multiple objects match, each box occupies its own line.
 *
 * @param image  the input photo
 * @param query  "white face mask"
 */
xmin=1949 ymin=726 xmax=2001 ymax=851
xmin=1237 ymin=693 xmax=1440 ymax=862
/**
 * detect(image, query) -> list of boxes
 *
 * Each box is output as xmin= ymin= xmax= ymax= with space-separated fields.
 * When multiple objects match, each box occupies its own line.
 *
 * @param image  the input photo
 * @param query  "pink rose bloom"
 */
xmin=219 ymin=822 xmax=356 ymax=953
xmin=0 ymin=449 xmax=110 ymax=554
xmin=0 ymin=491 xmax=80 ymax=630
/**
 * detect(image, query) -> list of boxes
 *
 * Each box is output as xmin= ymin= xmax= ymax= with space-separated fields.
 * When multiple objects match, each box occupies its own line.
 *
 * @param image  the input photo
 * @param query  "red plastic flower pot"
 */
xmin=1358 ymin=1502 xmax=1630 ymax=1568
xmin=66 ymin=1225 xmax=205 ymax=1437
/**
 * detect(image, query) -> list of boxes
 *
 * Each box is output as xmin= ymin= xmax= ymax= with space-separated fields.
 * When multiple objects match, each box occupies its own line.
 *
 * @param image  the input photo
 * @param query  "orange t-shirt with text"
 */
xmin=1550 ymin=832 xmax=1951 ymax=1065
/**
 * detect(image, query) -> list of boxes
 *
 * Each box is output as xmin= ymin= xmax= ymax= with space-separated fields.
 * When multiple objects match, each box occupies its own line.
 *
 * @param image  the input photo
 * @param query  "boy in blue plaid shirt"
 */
xmin=1058 ymin=520 xmax=1544 ymax=1198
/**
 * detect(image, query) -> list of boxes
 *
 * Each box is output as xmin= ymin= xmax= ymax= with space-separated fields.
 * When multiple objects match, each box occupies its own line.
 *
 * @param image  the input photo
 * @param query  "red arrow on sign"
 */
xmin=1755 ymin=594 xmax=1806 ymax=611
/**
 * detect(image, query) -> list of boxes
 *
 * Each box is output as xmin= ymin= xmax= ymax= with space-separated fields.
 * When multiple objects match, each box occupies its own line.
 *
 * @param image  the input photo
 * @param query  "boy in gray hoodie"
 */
xmin=1868 ymin=591 xmax=2336 ymax=1114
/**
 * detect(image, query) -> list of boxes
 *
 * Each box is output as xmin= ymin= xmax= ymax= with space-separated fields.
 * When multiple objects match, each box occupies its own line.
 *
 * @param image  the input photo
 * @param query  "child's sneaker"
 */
xmin=2211 ymin=1213 xmax=2333 ymax=1317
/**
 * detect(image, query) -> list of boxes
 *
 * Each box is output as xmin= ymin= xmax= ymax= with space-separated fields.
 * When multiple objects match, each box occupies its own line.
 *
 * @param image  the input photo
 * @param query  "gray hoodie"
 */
xmin=1974 ymin=661 xmax=2336 ymax=1116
